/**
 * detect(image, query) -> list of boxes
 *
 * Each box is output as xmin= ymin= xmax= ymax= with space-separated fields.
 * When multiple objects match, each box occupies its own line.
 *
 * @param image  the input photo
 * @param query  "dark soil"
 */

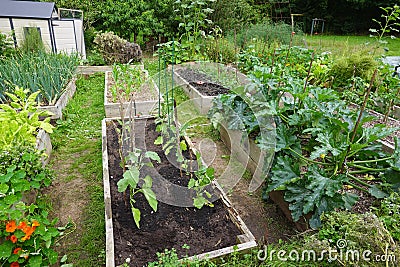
xmin=176 ymin=68 xmax=230 ymax=96
xmin=106 ymin=119 xmax=242 ymax=267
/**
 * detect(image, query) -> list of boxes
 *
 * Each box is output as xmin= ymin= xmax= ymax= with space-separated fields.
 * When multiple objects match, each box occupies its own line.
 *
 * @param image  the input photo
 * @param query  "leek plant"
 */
xmin=0 ymin=51 xmax=78 ymax=105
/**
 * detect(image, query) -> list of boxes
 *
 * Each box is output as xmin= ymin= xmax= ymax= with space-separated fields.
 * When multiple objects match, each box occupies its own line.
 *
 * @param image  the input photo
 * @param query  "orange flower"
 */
xmin=31 ymin=221 xmax=40 ymax=228
xmin=22 ymin=226 xmax=34 ymax=235
xmin=6 ymin=221 xmax=17 ymax=233
xmin=13 ymin=247 xmax=22 ymax=254
xmin=21 ymin=225 xmax=35 ymax=241
xmin=17 ymin=221 xmax=27 ymax=230
xmin=10 ymin=262 xmax=19 ymax=267
xmin=10 ymin=235 xmax=17 ymax=244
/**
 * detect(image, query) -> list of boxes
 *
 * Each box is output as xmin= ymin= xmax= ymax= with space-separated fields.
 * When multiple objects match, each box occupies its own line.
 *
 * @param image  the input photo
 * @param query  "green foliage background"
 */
xmin=41 ymin=0 xmax=400 ymax=45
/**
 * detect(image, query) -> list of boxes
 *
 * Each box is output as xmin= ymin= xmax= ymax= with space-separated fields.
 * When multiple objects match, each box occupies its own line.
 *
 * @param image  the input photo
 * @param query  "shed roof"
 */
xmin=0 ymin=1 xmax=55 ymax=19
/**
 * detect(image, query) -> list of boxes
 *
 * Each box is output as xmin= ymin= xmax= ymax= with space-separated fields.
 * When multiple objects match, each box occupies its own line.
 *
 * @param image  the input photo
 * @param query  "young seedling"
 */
xmin=117 ymin=148 xmax=161 ymax=228
xmin=188 ymin=151 xmax=215 ymax=209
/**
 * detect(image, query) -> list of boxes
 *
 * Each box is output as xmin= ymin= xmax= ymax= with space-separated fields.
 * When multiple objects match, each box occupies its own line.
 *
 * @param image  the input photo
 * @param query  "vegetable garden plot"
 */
xmin=172 ymin=62 xmax=250 ymax=114
xmin=104 ymin=65 xmax=161 ymax=118
xmin=102 ymin=118 xmax=256 ymax=267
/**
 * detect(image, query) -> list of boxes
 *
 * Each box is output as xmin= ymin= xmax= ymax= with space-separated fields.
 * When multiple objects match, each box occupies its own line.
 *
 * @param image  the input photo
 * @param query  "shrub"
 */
xmin=329 ymin=50 xmax=378 ymax=89
xmin=227 ymin=21 xmax=300 ymax=49
xmin=0 ymin=33 xmax=15 ymax=58
xmin=0 ymin=88 xmax=53 ymax=150
xmin=93 ymin=31 xmax=142 ymax=64
xmin=204 ymin=37 xmax=237 ymax=64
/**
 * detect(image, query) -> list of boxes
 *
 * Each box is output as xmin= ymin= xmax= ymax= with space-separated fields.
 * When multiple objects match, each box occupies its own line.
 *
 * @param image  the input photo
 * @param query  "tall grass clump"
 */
xmin=329 ymin=49 xmax=378 ymax=89
xmin=0 ymin=51 xmax=78 ymax=105
xmin=20 ymin=27 xmax=46 ymax=53
xmin=227 ymin=21 xmax=302 ymax=49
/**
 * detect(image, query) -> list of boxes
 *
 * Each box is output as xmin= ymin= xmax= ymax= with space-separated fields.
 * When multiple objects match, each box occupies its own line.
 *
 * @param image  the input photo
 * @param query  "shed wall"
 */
xmin=12 ymin=18 xmax=52 ymax=50
xmin=53 ymin=20 xmax=76 ymax=53
xmin=0 ymin=18 xmax=11 ymax=35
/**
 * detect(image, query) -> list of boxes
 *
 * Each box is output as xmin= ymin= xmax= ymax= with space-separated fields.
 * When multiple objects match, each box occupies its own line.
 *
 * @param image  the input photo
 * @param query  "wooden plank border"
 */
xmin=38 ymin=79 xmax=76 ymax=119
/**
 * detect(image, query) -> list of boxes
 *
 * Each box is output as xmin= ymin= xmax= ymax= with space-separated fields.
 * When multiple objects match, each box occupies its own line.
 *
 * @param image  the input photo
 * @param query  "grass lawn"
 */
xmin=299 ymin=34 xmax=400 ymax=57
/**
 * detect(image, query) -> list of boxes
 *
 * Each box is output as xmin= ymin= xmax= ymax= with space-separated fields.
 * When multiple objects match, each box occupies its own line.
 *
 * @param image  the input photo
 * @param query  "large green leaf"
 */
xmin=368 ymin=185 xmax=388 ymax=199
xmin=117 ymin=168 xmax=139 ymax=192
xmin=275 ymin=124 xmax=299 ymax=152
xmin=284 ymin=167 xmax=351 ymax=228
xmin=0 ymin=241 xmax=13 ymax=259
xmin=0 ymin=183 xmax=9 ymax=194
xmin=132 ymin=206 xmax=141 ymax=228
xmin=310 ymin=132 xmax=347 ymax=160
xmin=145 ymin=151 xmax=161 ymax=163
xmin=142 ymin=175 xmax=157 ymax=212
xmin=362 ymin=125 xmax=398 ymax=144
xmin=266 ymin=156 xmax=300 ymax=192
xmin=384 ymin=169 xmax=400 ymax=192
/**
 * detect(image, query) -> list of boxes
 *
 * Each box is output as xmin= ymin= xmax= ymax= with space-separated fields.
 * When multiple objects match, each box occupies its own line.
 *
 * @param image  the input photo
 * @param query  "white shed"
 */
xmin=0 ymin=0 xmax=86 ymax=58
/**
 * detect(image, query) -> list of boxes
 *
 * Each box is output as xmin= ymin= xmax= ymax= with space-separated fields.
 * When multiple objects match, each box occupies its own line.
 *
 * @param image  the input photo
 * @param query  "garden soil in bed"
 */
xmin=176 ymin=68 xmax=230 ymax=96
xmin=106 ymin=119 xmax=242 ymax=266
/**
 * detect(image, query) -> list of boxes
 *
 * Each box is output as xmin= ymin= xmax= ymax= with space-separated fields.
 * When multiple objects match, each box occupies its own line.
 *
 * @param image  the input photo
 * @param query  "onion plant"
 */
xmin=0 ymin=51 xmax=78 ymax=105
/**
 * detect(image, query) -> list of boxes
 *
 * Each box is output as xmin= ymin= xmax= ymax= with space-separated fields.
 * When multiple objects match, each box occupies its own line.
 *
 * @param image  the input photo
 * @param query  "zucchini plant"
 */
xmin=209 ymin=62 xmax=400 ymax=229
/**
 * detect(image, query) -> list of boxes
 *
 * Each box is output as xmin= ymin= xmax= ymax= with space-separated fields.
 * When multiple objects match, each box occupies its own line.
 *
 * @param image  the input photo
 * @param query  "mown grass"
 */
xmin=48 ymin=73 xmax=105 ymax=266
xmin=301 ymin=34 xmax=400 ymax=57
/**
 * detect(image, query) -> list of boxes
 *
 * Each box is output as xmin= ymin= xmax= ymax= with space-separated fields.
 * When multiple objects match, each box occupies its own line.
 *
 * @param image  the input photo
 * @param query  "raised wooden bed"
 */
xmin=172 ymin=63 xmax=249 ymax=115
xmin=173 ymin=69 xmax=215 ymax=115
xmin=218 ymin=124 xmax=265 ymax=184
xmin=102 ymin=117 xmax=257 ymax=266
xmin=375 ymin=101 xmax=400 ymax=120
xmin=76 ymin=65 xmax=113 ymax=75
xmin=36 ymin=129 xmax=52 ymax=166
xmin=38 ymin=79 xmax=76 ymax=119
xmin=104 ymin=68 xmax=161 ymax=118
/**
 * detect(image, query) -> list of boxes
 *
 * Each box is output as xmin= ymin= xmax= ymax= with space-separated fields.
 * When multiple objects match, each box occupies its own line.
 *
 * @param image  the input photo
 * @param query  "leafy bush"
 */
xmin=83 ymin=50 xmax=106 ymax=66
xmin=94 ymin=31 xmax=142 ymax=64
xmin=0 ymin=52 xmax=78 ymax=105
xmin=209 ymin=46 xmax=400 ymax=229
xmin=0 ymin=88 xmax=53 ymax=150
xmin=155 ymin=40 xmax=193 ymax=65
xmin=0 ymin=208 xmax=60 ymax=266
xmin=329 ymin=50 xmax=378 ymax=89
xmin=0 ymin=146 xmax=60 ymax=266
xmin=227 ymin=21 xmax=299 ymax=49
xmin=204 ymin=37 xmax=237 ymax=64
xmin=0 ymin=33 xmax=15 ymax=58
xmin=374 ymin=193 xmax=400 ymax=241
xmin=0 ymin=147 xmax=52 ymax=202
xmin=19 ymin=28 xmax=45 ymax=54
